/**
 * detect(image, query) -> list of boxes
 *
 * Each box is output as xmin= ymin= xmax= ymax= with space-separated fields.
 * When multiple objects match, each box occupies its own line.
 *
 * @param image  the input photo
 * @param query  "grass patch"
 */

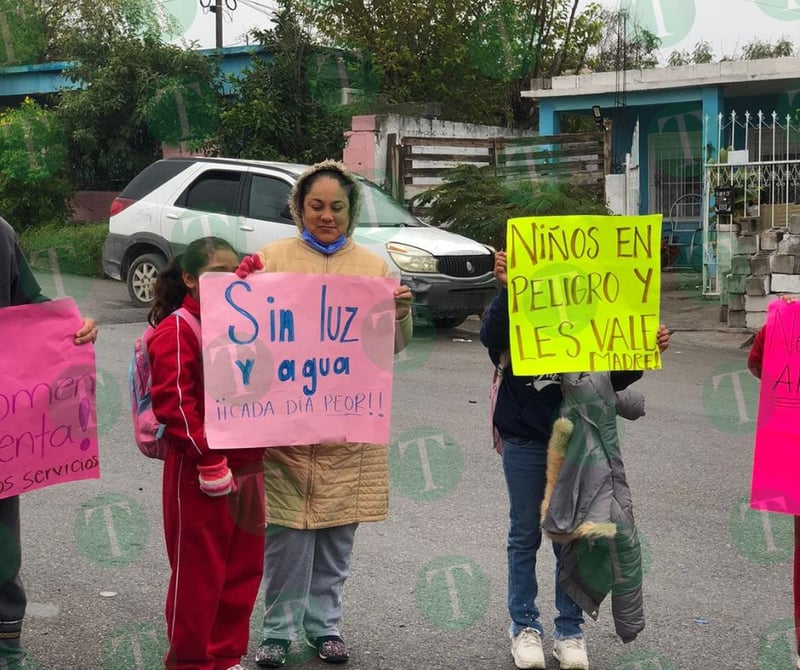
xmin=19 ymin=221 xmax=107 ymax=278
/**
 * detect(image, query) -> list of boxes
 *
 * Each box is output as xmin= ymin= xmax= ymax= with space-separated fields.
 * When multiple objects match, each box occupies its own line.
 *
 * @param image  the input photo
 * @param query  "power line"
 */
xmin=237 ymin=0 xmax=276 ymax=15
xmin=224 ymin=0 xmax=275 ymax=46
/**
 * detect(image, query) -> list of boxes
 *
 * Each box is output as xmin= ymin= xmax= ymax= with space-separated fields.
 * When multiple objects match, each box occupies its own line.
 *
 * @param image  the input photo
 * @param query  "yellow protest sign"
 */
xmin=507 ymin=214 xmax=662 ymax=375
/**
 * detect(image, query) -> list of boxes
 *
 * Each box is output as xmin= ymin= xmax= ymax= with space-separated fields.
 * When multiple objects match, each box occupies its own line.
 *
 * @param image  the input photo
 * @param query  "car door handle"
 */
xmin=166 ymin=213 xmax=179 ymax=220
xmin=240 ymin=225 xmax=255 ymax=231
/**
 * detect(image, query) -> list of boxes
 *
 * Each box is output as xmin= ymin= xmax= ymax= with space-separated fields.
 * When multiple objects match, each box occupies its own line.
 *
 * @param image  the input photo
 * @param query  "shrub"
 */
xmin=19 ymin=221 xmax=107 ymax=278
xmin=414 ymin=164 xmax=608 ymax=249
xmin=0 ymin=173 xmax=74 ymax=231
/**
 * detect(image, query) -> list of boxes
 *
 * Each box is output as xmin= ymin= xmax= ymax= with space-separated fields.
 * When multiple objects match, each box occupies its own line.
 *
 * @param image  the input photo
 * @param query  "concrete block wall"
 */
xmin=737 ymin=214 xmax=800 ymax=330
xmin=725 ymin=219 xmax=764 ymax=329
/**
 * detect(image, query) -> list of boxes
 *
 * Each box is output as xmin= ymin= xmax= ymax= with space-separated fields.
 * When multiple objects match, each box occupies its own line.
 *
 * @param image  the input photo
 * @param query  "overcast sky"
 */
xmin=174 ymin=0 xmax=800 ymax=62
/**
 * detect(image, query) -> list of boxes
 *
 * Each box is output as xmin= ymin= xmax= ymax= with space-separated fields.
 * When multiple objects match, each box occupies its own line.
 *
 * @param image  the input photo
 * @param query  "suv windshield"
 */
xmin=356 ymin=179 xmax=421 ymax=228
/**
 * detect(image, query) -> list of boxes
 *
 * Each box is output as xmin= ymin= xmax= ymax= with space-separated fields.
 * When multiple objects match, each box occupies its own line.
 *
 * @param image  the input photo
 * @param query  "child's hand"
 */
xmin=493 ymin=251 xmax=507 ymax=287
xmin=656 ymin=324 xmax=671 ymax=353
xmin=235 ymin=253 xmax=264 ymax=278
xmin=197 ymin=457 xmax=235 ymax=497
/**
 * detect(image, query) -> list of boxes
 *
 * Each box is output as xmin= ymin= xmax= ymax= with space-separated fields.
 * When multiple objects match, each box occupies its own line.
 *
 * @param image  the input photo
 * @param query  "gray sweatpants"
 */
xmin=262 ymin=523 xmax=357 ymax=641
xmin=0 ymin=496 xmax=26 ymax=668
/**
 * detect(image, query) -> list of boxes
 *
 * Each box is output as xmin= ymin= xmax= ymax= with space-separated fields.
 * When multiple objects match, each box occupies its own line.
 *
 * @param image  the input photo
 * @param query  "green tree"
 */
xmin=0 ymin=98 xmax=72 ymax=228
xmin=0 ymin=0 xmax=46 ymax=65
xmin=584 ymin=8 xmax=660 ymax=72
xmin=1 ymin=1 xmax=203 ymax=215
xmin=668 ymin=37 xmax=797 ymax=65
xmin=689 ymin=40 xmax=714 ymax=64
xmin=215 ymin=3 xmax=357 ymax=163
xmin=20 ymin=0 xmax=170 ymax=61
xmin=668 ymin=41 xmax=713 ymax=66
xmin=741 ymin=37 xmax=795 ymax=60
xmin=56 ymin=33 xmax=220 ymax=188
xmin=293 ymin=0 xmax=614 ymax=127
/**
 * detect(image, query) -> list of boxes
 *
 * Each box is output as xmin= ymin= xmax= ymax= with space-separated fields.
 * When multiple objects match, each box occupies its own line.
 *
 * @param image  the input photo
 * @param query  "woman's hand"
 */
xmin=394 ymin=285 xmax=412 ymax=320
xmin=494 ymin=251 xmax=507 ymax=287
xmin=74 ymin=317 xmax=98 ymax=345
xmin=656 ymin=324 xmax=670 ymax=353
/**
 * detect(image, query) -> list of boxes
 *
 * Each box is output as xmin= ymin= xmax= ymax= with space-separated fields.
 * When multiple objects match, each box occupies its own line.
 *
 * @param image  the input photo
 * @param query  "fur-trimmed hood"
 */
xmin=288 ymin=159 xmax=363 ymax=237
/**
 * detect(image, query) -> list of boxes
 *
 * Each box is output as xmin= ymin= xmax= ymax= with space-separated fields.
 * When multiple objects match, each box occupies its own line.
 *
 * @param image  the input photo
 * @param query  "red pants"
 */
xmin=162 ymin=451 xmax=265 ymax=670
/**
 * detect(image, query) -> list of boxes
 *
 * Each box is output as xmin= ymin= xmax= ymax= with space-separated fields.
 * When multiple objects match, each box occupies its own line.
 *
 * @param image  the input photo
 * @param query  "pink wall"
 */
xmin=161 ymin=143 xmax=206 ymax=159
xmin=343 ymin=115 xmax=377 ymax=182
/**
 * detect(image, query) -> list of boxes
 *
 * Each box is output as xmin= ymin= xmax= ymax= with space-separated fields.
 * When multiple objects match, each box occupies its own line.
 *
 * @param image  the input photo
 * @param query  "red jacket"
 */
xmin=148 ymin=294 xmax=263 ymax=468
xmin=748 ymin=326 xmax=765 ymax=379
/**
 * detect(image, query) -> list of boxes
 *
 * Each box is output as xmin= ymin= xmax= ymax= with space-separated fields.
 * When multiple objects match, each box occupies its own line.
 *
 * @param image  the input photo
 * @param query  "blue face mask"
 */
xmin=301 ymin=228 xmax=347 ymax=255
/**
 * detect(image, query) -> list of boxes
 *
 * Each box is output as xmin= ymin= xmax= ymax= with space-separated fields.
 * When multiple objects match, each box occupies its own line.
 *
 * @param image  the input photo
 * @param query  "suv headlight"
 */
xmin=387 ymin=243 xmax=438 ymax=273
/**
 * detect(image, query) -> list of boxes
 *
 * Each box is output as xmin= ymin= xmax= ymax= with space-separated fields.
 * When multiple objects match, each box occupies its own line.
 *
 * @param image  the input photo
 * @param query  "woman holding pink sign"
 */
xmin=146 ymin=236 xmax=266 ymax=670
xmin=236 ymin=160 xmax=412 ymax=667
xmin=0 ymin=216 xmax=97 ymax=670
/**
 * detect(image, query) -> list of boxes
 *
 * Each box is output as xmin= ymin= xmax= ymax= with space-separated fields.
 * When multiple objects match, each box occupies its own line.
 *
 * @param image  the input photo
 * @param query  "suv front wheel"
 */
xmin=127 ymin=252 xmax=166 ymax=307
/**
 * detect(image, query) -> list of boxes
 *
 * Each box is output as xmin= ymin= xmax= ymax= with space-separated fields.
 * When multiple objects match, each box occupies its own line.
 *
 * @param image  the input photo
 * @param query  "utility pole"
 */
xmin=215 ymin=0 xmax=223 ymax=48
xmin=204 ymin=0 xmax=235 ymax=49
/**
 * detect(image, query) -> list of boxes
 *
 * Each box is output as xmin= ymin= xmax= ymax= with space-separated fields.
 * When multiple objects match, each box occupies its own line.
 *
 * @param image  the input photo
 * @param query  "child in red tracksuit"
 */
xmin=748 ymin=295 xmax=800 ymax=670
xmin=147 ymin=236 xmax=266 ymax=670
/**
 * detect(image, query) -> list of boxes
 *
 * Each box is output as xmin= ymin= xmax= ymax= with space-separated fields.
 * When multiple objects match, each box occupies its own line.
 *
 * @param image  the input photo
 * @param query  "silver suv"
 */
xmin=101 ymin=157 xmax=498 ymax=328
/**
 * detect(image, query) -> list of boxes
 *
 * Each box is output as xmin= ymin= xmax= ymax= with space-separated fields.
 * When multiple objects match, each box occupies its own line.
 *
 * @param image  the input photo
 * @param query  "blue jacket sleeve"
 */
xmin=480 ymin=287 xmax=509 ymax=365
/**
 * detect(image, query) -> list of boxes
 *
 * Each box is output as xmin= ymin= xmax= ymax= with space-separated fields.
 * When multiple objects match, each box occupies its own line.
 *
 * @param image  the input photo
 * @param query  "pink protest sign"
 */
xmin=200 ymin=272 xmax=398 ymax=448
xmin=0 ymin=298 xmax=99 ymax=500
xmin=751 ymin=299 xmax=800 ymax=515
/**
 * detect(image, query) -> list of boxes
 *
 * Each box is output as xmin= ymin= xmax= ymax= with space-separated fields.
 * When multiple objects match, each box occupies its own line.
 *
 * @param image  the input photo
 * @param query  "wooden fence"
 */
xmin=384 ymin=131 xmax=609 ymax=208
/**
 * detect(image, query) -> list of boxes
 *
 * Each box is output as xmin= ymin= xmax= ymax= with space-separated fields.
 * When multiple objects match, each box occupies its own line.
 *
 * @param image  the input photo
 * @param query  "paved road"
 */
xmin=13 ymin=274 xmax=793 ymax=669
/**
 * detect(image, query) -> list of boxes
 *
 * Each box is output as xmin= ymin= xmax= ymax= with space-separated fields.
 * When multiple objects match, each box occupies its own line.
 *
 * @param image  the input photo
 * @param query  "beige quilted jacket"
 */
xmin=258 ymin=236 xmax=412 ymax=528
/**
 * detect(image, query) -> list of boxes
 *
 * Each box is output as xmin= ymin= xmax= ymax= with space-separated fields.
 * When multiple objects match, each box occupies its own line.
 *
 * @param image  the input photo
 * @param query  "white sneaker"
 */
xmin=510 ymin=628 xmax=545 ymax=669
xmin=553 ymin=637 xmax=589 ymax=670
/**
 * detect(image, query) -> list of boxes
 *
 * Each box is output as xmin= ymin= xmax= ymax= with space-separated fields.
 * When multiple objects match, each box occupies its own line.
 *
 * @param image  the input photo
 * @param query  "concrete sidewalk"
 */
xmin=657 ymin=270 xmax=753 ymax=351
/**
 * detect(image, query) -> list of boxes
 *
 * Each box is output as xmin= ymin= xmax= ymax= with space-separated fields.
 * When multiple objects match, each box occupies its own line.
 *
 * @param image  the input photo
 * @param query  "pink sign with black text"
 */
xmin=200 ymin=272 xmax=398 ymax=448
xmin=0 ymin=298 xmax=99 ymax=499
xmin=751 ymin=299 xmax=800 ymax=515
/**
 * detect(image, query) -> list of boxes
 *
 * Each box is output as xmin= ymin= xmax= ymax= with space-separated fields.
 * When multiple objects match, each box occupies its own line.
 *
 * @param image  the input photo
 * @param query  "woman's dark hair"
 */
xmin=299 ymin=170 xmax=357 ymax=219
xmin=288 ymin=161 xmax=363 ymax=236
xmin=148 ymin=236 xmax=236 ymax=326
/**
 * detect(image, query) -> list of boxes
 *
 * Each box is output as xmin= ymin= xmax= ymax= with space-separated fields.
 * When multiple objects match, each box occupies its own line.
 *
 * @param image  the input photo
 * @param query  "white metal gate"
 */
xmin=702 ymin=110 xmax=800 ymax=295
